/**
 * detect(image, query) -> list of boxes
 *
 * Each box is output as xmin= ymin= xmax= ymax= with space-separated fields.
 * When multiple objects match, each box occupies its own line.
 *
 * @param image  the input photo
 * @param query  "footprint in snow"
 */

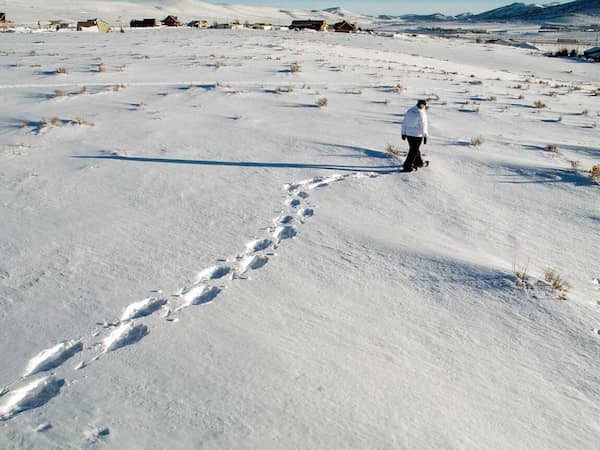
xmin=275 ymin=215 xmax=294 ymax=225
xmin=286 ymin=198 xmax=301 ymax=208
xmin=0 ymin=376 xmax=65 ymax=421
xmin=179 ymin=284 xmax=221 ymax=309
xmin=102 ymin=322 xmax=149 ymax=354
xmin=245 ymin=239 xmax=272 ymax=253
xmin=283 ymin=182 xmax=300 ymax=192
xmin=273 ymin=225 xmax=297 ymax=242
xmin=298 ymin=208 xmax=314 ymax=218
xmin=84 ymin=426 xmax=110 ymax=443
xmin=23 ymin=340 xmax=83 ymax=377
xmin=120 ymin=297 xmax=167 ymax=322
xmin=239 ymin=254 xmax=269 ymax=275
xmin=194 ymin=265 xmax=231 ymax=283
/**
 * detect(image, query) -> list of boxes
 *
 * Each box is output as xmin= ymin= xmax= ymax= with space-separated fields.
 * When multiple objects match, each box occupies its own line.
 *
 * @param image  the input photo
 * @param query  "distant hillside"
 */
xmin=470 ymin=0 xmax=600 ymax=22
xmin=377 ymin=0 xmax=600 ymax=24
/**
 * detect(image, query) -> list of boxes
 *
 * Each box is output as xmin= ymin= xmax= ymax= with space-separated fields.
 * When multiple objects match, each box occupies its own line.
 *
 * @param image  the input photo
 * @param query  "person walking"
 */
xmin=401 ymin=99 xmax=429 ymax=172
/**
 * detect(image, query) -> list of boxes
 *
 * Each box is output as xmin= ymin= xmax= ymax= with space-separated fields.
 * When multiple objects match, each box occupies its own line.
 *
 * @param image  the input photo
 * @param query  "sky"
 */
xmin=204 ymin=0 xmax=568 ymax=15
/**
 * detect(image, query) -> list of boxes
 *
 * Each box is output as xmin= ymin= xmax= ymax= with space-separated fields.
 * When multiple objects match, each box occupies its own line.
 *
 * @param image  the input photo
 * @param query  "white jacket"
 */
xmin=401 ymin=106 xmax=428 ymax=138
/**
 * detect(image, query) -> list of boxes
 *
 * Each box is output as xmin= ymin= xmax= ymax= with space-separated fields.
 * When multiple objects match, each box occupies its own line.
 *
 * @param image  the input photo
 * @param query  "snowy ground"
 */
xmin=1 ymin=28 xmax=600 ymax=449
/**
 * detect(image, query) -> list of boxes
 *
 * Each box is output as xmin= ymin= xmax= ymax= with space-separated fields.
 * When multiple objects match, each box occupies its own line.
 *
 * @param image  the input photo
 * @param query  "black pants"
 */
xmin=403 ymin=136 xmax=424 ymax=171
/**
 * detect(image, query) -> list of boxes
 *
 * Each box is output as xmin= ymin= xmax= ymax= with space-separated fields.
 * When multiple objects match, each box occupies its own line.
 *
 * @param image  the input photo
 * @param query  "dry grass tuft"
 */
xmin=42 ymin=117 xmax=61 ymax=127
xmin=97 ymin=63 xmax=106 ymax=72
xmin=470 ymin=136 xmax=484 ymax=146
xmin=56 ymin=67 xmax=68 ymax=74
xmin=316 ymin=97 xmax=328 ymax=108
xmin=53 ymin=89 xmax=66 ymax=97
xmin=394 ymin=83 xmax=404 ymax=93
xmin=386 ymin=144 xmax=402 ymax=157
xmin=513 ymin=260 xmax=531 ymax=289
xmin=591 ymin=164 xmax=600 ymax=182
xmin=533 ymin=100 xmax=547 ymax=109
xmin=545 ymin=144 xmax=559 ymax=153
xmin=290 ymin=63 xmax=301 ymax=73
xmin=544 ymin=269 xmax=569 ymax=300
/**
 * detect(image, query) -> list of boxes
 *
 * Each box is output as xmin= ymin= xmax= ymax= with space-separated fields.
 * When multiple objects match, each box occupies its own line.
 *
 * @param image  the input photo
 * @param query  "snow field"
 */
xmin=0 ymin=28 xmax=599 ymax=448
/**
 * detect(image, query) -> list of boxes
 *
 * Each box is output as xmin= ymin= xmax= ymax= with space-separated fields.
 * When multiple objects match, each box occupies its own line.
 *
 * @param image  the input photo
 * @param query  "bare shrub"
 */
xmin=488 ymin=95 xmax=497 ymax=101
xmin=290 ymin=63 xmax=301 ymax=73
xmin=513 ymin=260 xmax=531 ymax=289
xmin=557 ymin=116 xmax=563 ymax=122
xmin=53 ymin=89 xmax=65 ymax=97
xmin=112 ymin=84 xmax=124 ymax=92
xmin=591 ymin=164 xmax=600 ymax=182
xmin=533 ymin=100 xmax=546 ymax=109
xmin=544 ymin=269 xmax=569 ymax=300
xmin=518 ymin=94 xmax=525 ymax=100
xmin=570 ymin=160 xmax=580 ymax=170
xmin=394 ymin=83 xmax=404 ymax=93
xmin=386 ymin=144 xmax=402 ymax=157
xmin=42 ymin=117 xmax=61 ymax=127
xmin=545 ymin=144 xmax=559 ymax=153
xmin=581 ymin=109 xmax=589 ymax=116
xmin=470 ymin=136 xmax=484 ymax=146
xmin=97 ymin=63 xmax=106 ymax=72
xmin=79 ymin=86 xmax=87 ymax=95
xmin=56 ymin=67 xmax=68 ymax=74
xmin=316 ymin=97 xmax=328 ymax=108
xmin=214 ymin=61 xmax=226 ymax=69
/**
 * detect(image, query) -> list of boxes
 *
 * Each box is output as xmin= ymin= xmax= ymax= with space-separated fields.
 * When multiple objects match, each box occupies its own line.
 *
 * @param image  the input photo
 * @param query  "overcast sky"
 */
xmin=203 ymin=0 xmax=568 ymax=15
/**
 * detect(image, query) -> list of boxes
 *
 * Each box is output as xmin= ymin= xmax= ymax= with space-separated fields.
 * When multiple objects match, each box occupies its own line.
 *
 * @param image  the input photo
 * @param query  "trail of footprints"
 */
xmin=0 ymin=171 xmax=378 ymax=422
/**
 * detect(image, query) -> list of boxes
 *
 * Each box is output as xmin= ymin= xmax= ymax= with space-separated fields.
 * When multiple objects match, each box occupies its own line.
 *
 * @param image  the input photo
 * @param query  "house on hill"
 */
xmin=188 ymin=20 xmax=209 ymax=28
xmin=50 ymin=20 xmax=74 ymax=31
xmin=213 ymin=20 xmax=244 ymax=30
xmin=289 ymin=20 xmax=328 ymax=31
xmin=130 ymin=18 xmax=158 ymax=28
xmin=584 ymin=47 xmax=600 ymax=61
xmin=77 ymin=19 xmax=111 ymax=32
xmin=333 ymin=21 xmax=356 ymax=33
xmin=162 ymin=15 xmax=181 ymax=27
xmin=252 ymin=23 xmax=272 ymax=30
